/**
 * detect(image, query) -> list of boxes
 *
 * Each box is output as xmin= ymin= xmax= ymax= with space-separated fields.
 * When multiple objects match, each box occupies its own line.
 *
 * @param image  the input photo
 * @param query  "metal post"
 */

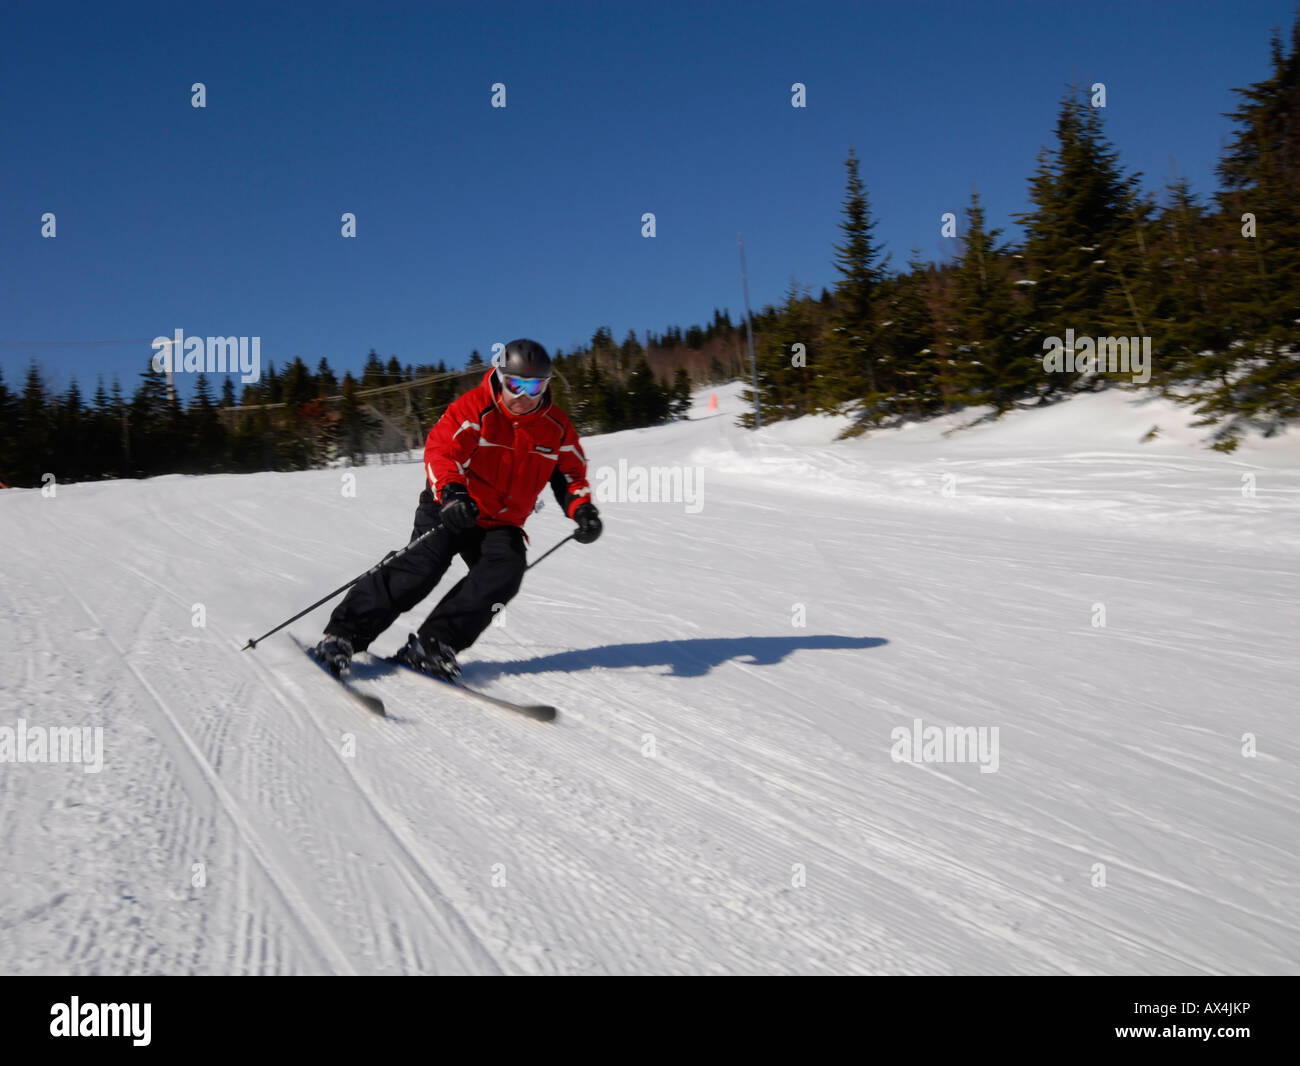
xmin=737 ymin=233 xmax=761 ymax=429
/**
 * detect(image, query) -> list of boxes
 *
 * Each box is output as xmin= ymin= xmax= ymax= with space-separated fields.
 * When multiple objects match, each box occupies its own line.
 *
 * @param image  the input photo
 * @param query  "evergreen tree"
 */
xmin=316 ymin=358 xmax=338 ymax=396
xmin=337 ymin=372 xmax=369 ymax=464
xmin=880 ymin=253 xmax=940 ymax=418
xmin=263 ymin=361 xmax=283 ymax=405
xmin=619 ymin=330 xmax=643 ymax=372
xmin=1015 ymin=89 xmax=1143 ymax=393
xmin=190 ymin=374 xmax=227 ymax=471
xmin=53 ymin=378 xmax=86 ymax=481
xmin=426 ymin=359 xmax=457 ymax=415
xmin=707 ymin=308 xmax=734 ymax=341
xmin=923 ymin=262 xmax=962 ymax=413
xmin=590 ymin=328 xmax=615 ymax=363
xmin=109 ymin=376 xmax=128 ymax=474
xmin=744 ymin=279 xmax=819 ymax=425
xmin=1132 ymin=180 xmax=1229 ymax=390
xmin=826 ymin=147 xmax=887 ymax=410
xmin=361 ymin=349 xmax=386 ymax=387
xmin=81 ymin=376 xmax=118 ymax=480
xmin=625 ymin=356 xmax=669 ymax=426
xmin=127 ymin=359 xmax=173 ymax=476
xmin=17 ymin=363 xmax=51 ymax=486
xmin=568 ymin=358 xmax=602 ymax=433
xmin=283 ymin=357 xmax=315 ymax=410
xmin=0 ymin=368 xmax=15 ymax=485
xmin=670 ymin=368 xmax=692 ymax=419
xmin=589 ymin=359 xmax=614 ymax=431
xmin=1196 ymin=15 xmax=1300 ymax=443
xmin=952 ymin=193 xmax=1033 ymax=412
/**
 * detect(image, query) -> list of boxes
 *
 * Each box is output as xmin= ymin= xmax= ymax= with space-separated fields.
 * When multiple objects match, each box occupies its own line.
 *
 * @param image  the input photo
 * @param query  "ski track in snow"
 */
xmin=52 ymin=519 xmax=499 ymax=975
xmin=2 ymin=385 xmax=1298 ymax=974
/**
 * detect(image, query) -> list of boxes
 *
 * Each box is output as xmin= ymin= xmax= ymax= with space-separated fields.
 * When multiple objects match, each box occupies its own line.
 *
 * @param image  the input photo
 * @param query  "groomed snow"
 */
xmin=1 ymin=383 xmax=1296 ymax=974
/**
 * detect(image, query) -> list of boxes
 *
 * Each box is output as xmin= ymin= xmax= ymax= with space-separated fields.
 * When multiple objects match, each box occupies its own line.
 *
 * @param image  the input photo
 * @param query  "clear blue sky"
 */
xmin=1 ymin=0 xmax=1293 ymax=397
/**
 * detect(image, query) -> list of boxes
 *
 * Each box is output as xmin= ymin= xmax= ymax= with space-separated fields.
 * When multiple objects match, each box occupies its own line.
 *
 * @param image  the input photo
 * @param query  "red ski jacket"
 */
xmin=424 ymin=369 xmax=592 ymax=529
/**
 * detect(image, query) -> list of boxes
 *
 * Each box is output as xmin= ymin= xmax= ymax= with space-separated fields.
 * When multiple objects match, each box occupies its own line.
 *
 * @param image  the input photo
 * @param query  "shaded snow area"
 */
xmin=2 ymin=383 xmax=1296 ymax=974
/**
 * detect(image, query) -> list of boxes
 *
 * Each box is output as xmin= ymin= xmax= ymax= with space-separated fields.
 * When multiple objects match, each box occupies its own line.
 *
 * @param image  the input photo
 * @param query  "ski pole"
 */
xmin=526 ymin=532 xmax=576 ymax=571
xmin=241 ymin=523 xmax=444 ymax=650
xmin=243 ymin=525 xmax=574 ymax=651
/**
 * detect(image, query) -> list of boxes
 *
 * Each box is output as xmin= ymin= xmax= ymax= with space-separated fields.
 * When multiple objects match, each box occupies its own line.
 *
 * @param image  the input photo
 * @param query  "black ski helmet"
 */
xmin=497 ymin=338 xmax=551 ymax=379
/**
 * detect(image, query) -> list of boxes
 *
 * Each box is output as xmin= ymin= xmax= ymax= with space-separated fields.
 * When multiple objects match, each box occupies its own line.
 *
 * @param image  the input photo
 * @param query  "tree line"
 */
xmin=0 ymin=333 xmax=730 ymax=486
xmin=745 ymin=17 xmax=1299 ymax=451
xmin=3 ymin=15 xmax=1293 ymax=487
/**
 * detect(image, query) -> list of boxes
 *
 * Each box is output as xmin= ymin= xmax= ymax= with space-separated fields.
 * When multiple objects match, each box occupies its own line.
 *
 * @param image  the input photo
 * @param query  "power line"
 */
xmin=220 ymin=365 xmax=484 ymax=413
xmin=0 ymin=338 xmax=160 ymax=347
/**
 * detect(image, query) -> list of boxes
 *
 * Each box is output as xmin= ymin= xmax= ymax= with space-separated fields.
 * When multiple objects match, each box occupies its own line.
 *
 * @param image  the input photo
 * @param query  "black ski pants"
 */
xmin=325 ymin=488 xmax=527 ymax=654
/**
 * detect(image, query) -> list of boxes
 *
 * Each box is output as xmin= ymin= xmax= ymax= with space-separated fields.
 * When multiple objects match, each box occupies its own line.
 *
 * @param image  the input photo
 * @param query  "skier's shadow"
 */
xmin=464 ymin=634 xmax=888 ymax=682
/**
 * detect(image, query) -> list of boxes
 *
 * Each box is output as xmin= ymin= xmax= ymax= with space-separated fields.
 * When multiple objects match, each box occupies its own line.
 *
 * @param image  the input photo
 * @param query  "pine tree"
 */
xmin=952 ymin=193 xmax=1033 ymax=412
xmin=361 ymin=349 xmax=385 ymax=387
xmin=601 ymin=360 xmax=629 ymax=431
xmin=17 ymin=363 xmax=50 ymax=486
xmin=81 ymin=376 xmax=115 ymax=480
xmin=316 ymin=358 xmax=338 ymax=396
xmin=185 ymin=374 xmax=224 ymax=471
xmin=620 ymin=330 xmax=643 ymax=372
xmin=880 ymin=252 xmax=939 ymax=419
xmin=54 ymin=378 xmax=86 ymax=481
xmin=745 ymin=279 xmax=819 ymax=424
xmin=263 ymin=361 xmax=282 ymax=405
xmin=337 ymin=372 xmax=369 ymax=465
xmin=425 ymin=359 xmax=456 ymax=416
xmin=1015 ymin=89 xmax=1143 ymax=394
xmin=1196 ymin=15 xmax=1300 ymax=443
xmin=0 ymin=368 xmax=15 ymax=485
xmin=110 ymin=376 xmax=128 ymax=474
xmin=923 ymin=262 xmax=962 ymax=413
xmin=1137 ymin=179 xmax=1229 ymax=389
xmin=670 ymin=368 xmax=692 ymax=419
xmin=283 ymin=357 xmax=315 ymax=410
xmin=571 ymin=358 xmax=606 ymax=434
xmin=625 ymin=356 xmax=668 ymax=426
xmin=128 ymin=359 xmax=173 ymax=476
xmin=826 ymin=147 xmax=887 ymax=411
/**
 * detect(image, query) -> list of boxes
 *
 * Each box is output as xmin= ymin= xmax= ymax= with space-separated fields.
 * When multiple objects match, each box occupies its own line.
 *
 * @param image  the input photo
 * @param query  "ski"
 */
xmin=289 ymin=634 xmax=386 ymax=717
xmin=383 ymin=656 xmax=557 ymax=722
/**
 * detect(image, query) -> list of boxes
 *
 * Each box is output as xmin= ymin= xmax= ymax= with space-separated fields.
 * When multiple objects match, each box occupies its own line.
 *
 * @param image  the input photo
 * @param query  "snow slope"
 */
xmin=1 ymin=384 xmax=1297 ymax=975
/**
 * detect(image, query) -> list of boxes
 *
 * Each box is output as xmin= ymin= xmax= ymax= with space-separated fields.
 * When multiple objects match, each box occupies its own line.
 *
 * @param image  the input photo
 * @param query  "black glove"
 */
xmin=573 ymin=502 xmax=602 ymax=544
xmin=438 ymin=483 xmax=479 ymax=533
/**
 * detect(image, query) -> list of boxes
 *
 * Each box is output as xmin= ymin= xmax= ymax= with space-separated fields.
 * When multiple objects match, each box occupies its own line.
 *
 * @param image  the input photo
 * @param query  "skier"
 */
xmin=312 ymin=338 xmax=601 ymax=679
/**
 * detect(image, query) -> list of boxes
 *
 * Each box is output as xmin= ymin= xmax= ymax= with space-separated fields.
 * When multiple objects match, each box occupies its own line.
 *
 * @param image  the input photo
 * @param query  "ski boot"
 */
xmin=391 ymin=633 xmax=462 ymax=682
xmin=310 ymin=635 xmax=354 ymax=677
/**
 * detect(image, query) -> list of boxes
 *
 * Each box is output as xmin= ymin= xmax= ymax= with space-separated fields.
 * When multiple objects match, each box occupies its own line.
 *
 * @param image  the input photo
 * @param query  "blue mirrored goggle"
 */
xmin=502 ymin=373 xmax=549 ymax=397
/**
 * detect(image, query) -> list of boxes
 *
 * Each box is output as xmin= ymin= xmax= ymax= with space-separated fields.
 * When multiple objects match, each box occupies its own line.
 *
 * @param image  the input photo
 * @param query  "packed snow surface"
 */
xmin=2 ymin=383 xmax=1296 ymax=974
